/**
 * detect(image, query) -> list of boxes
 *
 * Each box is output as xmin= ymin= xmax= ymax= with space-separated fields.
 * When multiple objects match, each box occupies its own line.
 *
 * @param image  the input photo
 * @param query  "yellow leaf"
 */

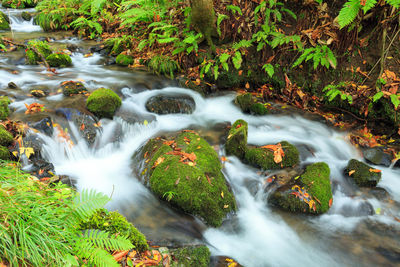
xmin=375 ymin=207 xmax=381 ymax=215
xmin=227 ymin=134 xmax=233 ymax=139
xmin=19 ymin=147 xmax=35 ymax=158
xmin=187 ymin=162 xmax=194 ymax=167
xmin=224 ymin=204 xmax=229 ymax=208
xmin=221 ymin=191 xmax=224 ymax=198
xmin=143 ymin=120 xmax=148 ymax=126
xmin=348 ymin=170 xmax=355 ymax=176
xmin=226 ymin=258 xmax=234 ymax=263
xmin=12 ymin=151 xmax=18 ymax=157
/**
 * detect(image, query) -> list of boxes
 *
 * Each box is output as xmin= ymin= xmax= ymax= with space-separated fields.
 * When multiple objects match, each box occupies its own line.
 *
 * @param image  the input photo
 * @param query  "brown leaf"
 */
xmin=152 ymin=157 xmax=164 ymax=168
xmin=261 ymin=143 xmax=285 ymax=163
xmin=175 ymin=177 xmax=180 ymax=185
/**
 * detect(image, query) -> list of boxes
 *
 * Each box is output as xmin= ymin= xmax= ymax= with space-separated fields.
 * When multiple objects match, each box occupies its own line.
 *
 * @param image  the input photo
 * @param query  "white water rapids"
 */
xmin=1 ymin=7 xmax=400 ymax=267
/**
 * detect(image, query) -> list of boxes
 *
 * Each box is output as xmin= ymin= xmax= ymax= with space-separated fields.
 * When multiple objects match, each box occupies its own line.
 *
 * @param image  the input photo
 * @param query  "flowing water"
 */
xmin=1 ymin=6 xmax=400 ymax=267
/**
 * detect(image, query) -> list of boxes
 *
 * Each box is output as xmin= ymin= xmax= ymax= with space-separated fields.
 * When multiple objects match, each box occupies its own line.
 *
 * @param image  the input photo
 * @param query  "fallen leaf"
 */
xmin=369 ymin=168 xmax=381 ymax=173
xmin=221 ymin=191 xmax=224 ymax=198
xmin=329 ymin=198 xmax=333 ymax=207
xmin=152 ymin=157 xmax=164 ymax=168
xmin=175 ymin=177 xmax=180 ymax=185
xmin=261 ymin=143 xmax=285 ymax=163
xmin=80 ymin=123 xmax=85 ymax=131
xmin=224 ymin=204 xmax=229 ymax=208
xmin=348 ymin=170 xmax=356 ymax=176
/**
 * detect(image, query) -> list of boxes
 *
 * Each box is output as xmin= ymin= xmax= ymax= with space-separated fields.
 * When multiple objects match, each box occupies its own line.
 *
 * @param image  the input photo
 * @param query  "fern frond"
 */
xmin=80 ymin=229 xmax=133 ymax=251
xmin=387 ymin=0 xmax=400 ymax=8
xmin=72 ymin=189 xmax=110 ymax=221
xmin=91 ymin=0 xmax=107 ymax=16
xmin=362 ymin=0 xmax=377 ymax=13
xmin=338 ymin=0 xmax=361 ymax=29
xmin=75 ymin=238 xmax=120 ymax=267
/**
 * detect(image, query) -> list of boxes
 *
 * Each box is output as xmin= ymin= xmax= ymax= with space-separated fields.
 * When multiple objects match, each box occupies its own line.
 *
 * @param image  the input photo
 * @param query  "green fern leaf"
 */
xmin=338 ymin=0 xmax=361 ymax=28
xmin=362 ymin=0 xmax=377 ymax=13
xmin=386 ymin=0 xmax=400 ymax=8
xmin=73 ymin=189 xmax=110 ymax=221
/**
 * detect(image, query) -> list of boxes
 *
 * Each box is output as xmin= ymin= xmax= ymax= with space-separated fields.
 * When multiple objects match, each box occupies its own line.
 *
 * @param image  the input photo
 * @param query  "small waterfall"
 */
xmin=0 ymin=7 xmax=41 ymax=32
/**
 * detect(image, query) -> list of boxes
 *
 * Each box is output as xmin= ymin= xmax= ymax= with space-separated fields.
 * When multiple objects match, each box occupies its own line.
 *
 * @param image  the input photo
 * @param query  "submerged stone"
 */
xmin=225 ymin=119 xmax=248 ymax=159
xmin=86 ymin=88 xmax=121 ymax=119
xmin=363 ymin=147 xmax=392 ymax=167
xmin=145 ymin=94 xmax=195 ymax=114
xmin=46 ymin=53 xmax=72 ymax=68
xmin=140 ymin=131 xmax=236 ymax=227
xmin=269 ymin=162 xmax=333 ymax=214
xmin=21 ymin=11 xmax=32 ymax=21
xmin=60 ymin=81 xmax=87 ymax=96
xmin=245 ymin=141 xmax=299 ymax=170
xmin=235 ymin=93 xmax=269 ymax=115
xmin=345 ymin=159 xmax=382 ymax=187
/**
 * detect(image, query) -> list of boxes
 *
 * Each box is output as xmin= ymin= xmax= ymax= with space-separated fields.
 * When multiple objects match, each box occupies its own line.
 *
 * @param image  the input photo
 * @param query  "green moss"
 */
xmin=171 ymin=246 xmax=210 ymax=267
xmin=25 ymin=40 xmax=52 ymax=65
xmin=245 ymin=141 xmax=299 ymax=170
xmin=46 ymin=53 xmax=72 ymax=68
xmin=147 ymin=55 xmax=179 ymax=78
xmin=86 ymin=88 xmax=122 ymax=119
xmin=0 ymin=125 xmax=13 ymax=146
xmin=116 ymin=54 xmax=134 ymax=66
xmin=345 ymin=159 xmax=382 ymax=187
xmin=368 ymin=98 xmax=400 ymax=126
xmin=144 ymin=132 xmax=236 ymax=227
xmin=0 ymin=146 xmax=10 ymax=160
xmin=225 ymin=119 xmax=248 ymax=159
xmin=0 ymin=96 xmax=10 ymax=120
xmin=249 ymin=103 xmax=269 ymax=115
xmin=0 ymin=11 xmax=10 ymax=31
xmin=79 ymin=208 xmax=148 ymax=252
xmin=270 ymin=162 xmax=332 ymax=214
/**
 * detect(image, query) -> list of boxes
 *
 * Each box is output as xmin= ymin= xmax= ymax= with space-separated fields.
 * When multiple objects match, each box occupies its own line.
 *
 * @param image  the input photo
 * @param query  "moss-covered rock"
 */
xmin=245 ymin=141 xmax=299 ymax=170
xmin=269 ymin=162 xmax=332 ymax=214
xmin=86 ymin=88 xmax=122 ymax=119
xmin=116 ymin=54 xmax=134 ymax=66
xmin=145 ymin=94 xmax=195 ymax=114
xmin=0 ymin=125 xmax=13 ymax=146
xmin=0 ymin=96 xmax=10 ymax=120
xmin=23 ymin=0 xmax=38 ymax=8
xmin=0 ymin=11 xmax=10 ymax=31
xmin=147 ymin=55 xmax=179 ymax=78
xmin=345 ymin=159 xmax=382 ymax=187
xmin=235 ymin=93 xmax=269 ymax=115
xmin=46 ymin=53 xmax=72 ymax=68
xmin=225 ymin=119 xmax=248 ymax=159
xmin=79 ymin=208 xmax=148 ymax=252
xmin=141 ymin=131 xmax=236 ymax=227
xmin=21 ymin=11 xmax=32 ymax=21
xmin=61 ymin=81 xmax=87 ymax=96
xmin=171 ymin=245 xmax=211 ymax=267
xmin=368 ymin=98 xmax=400 ymax=126
xmin=0 ymin=146 xmax=9 ymax=160
xmin=25 ymin=40 xmax=52 ymax=65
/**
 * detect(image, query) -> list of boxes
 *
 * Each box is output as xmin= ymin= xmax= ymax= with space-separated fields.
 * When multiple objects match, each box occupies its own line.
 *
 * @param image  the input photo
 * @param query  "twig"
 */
xmin=1 ymin=38 xmax=25 ymax=47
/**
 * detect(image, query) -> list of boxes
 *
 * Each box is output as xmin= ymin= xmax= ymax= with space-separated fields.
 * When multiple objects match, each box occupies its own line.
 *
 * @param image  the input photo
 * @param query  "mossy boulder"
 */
xmin=25 ymin=40 xmax=52 ymax=65
xmin=368 ymin=98 xmax=400 ymax=126
xmin=235 ymin=93 xmax=269 ymax=115
xmin=21 ymin=11 xmax=32 ymax=21
xmin=245 ymin=141 xmax=299 ymax=170
xmin=345 ymin=159 xmax=382 ymax=187
xmin=60 ymin=81 xmax=87 ymax=96
xmin=141 ymin=131 xmax=236 ymax=227
xmin=86 ymin=88 xmax=122 ymax=119
xmin=0 ymin=96 xmax=10 ymax=120
xmin=0 ymin=125 xmax=13 ymax=146
xmin=116 ymin=54 xmax=134 ymax=66
xmin=269 ymin=162 xmax=333 ymax=214
xmin=171 ymin=245 xmax=211 ymax=267
xmin=225 ymin=119 xmax=248 ymax=159
xmin=0 ymin=146 xmax=9 ymax=160
xmin=79 ymin=208 xmax=148 ymax=252
xmin=0 ymin=11 xmax=10 ymax=31
xmin=46 ymin=53 xmax=72 ymax=68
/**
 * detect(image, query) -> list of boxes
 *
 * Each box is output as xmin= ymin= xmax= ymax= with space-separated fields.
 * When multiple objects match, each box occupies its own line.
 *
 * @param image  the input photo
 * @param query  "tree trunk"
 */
xmin=189 ymin=0 xmax=217 ymax=51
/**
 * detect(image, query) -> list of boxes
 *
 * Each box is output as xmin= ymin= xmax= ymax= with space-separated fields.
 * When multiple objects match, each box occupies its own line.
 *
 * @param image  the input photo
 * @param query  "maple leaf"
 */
xmin=261 ymin=143 xmax=285 ymax=163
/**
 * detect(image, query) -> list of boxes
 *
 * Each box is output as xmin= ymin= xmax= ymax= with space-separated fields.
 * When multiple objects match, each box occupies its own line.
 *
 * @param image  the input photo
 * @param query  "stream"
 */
xmin=1 ymin=5 xmax=400 ymax=267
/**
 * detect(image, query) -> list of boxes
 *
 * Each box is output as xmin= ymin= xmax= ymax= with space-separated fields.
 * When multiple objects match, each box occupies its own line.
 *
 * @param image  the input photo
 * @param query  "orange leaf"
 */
xmin=152 ymin=157 xmax=164 ymax=168
xmin=369 ymin=168 xmax=381 ymax=173
xmin=113 ymin=250 xmax=129 ymax=262
xmin=80 ymin=123 xmax=85 ymax=131
xmin=220 ymin=156 xmax=228 ymax=162
xmin=329 ymin=198 xmax=333 ymax=208
xmin=261 ymin=143 xmax=285 ymax=163
xmin=348 ymin=170 xmax=356 ymax=176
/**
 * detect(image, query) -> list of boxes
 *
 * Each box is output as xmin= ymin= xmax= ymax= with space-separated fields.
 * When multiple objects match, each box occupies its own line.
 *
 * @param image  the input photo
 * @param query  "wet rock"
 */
xmin=115 ymin=109 xmax=156 ymax=124
xmin=235 ymin=93 xmax=269 ymax=115
xmin=30 ymin=86 xmax=49 ymax=98
xmin=60 ymin=81 xmax=88 ymax=96
xmin=345 ymin=159 xmax=382 ymax=187
xmin=70 ymin=112 xmax=98 ymax=144
xmin=363 ymin=147 xmax=392 ymax=167
xmin=58 ymin=175 xmax=76 ymax=187
xmin=66 ymin=44 xmax=79 ymax=52
xmin=46 ymin=53 xmax=72 ymax=68
xmin=29 ymin=116 xmax=53 ymax=136
xmin=0 ymin=146 xmax=9 ymax=160
xmin=7 ymin=82 xmax=18 ymax=89
xmin=245 ymin=141 xmax=299 ymax=170
xmin=363 ymin=187 xmax=390 ymax=200
xmin=90 ymin=44 xmax=108 ymax=56
xmin=170 ymin=245 xmax=210 ymax=267
xmin=145 ymin=94 xmax=195 ymax=114
xmin=269 ymin=162 xmax=333 ymax=214
xmin=21 ymin=11 xmax=32 ymax=21
xmin=0 ymin=125 xmax=13 ymax=146
xmin=86 ymin=88 xmax=121 ymax=119
xmin=225 ymin=119 xmax=248 ymax=159
xmin=338 ymin=201 xmax=375 ymax=217
xmin=139 ymin=131 xmax=236 ymax=227
xmin=0 ymin=11 xmax=10 ymax=31
xmin=210 ymin=256 xmax=243 ymax=267
xmin=30 ymin=159 xmax=55 ymax=180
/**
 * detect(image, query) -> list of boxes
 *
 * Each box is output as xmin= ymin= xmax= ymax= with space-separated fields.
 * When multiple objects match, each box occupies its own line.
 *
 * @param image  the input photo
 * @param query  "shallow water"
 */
xmin=1 ymin=7 xmax=400 ymax=267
